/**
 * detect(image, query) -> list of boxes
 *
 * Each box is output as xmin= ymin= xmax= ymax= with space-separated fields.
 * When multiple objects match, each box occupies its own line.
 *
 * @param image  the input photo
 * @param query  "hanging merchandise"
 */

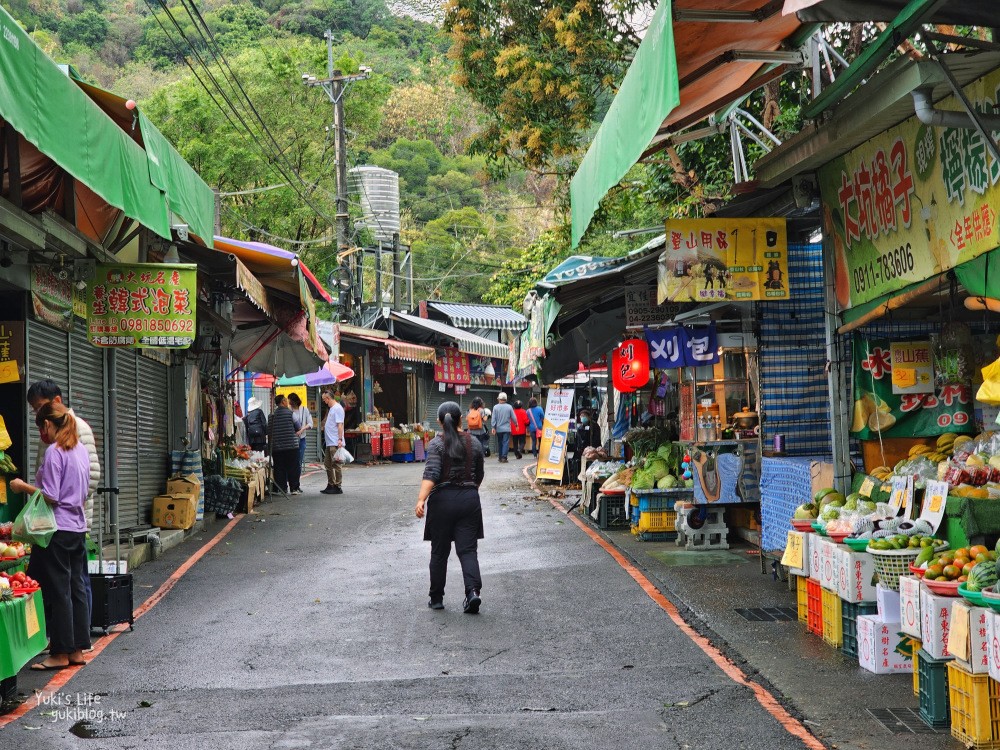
xmin=612 ymin=339 xmax=650 ymax=392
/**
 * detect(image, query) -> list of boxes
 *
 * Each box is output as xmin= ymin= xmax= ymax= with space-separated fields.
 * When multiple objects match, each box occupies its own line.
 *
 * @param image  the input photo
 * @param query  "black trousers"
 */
xmin=273 ymin=449 xmax=301 ymax=492
xmin=31 ymin=530 xmax=91 ymax=655
xmin=512 ymin=434 xmax=526 ymax=456
xmin=426 ymin=487 xmax=483 ymax=601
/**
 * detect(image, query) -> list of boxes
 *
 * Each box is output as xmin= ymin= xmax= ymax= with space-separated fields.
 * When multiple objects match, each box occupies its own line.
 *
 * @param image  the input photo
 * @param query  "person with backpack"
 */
xmin=465 ymin=397 xmax=490 ymax=457
xmin=245 ymin=397 xmax=268 ymax=453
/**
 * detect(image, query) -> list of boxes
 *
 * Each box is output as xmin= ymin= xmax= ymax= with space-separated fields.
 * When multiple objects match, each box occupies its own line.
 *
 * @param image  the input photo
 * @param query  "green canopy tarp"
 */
xmin=569 ymin=0 xmax=679 ymax=248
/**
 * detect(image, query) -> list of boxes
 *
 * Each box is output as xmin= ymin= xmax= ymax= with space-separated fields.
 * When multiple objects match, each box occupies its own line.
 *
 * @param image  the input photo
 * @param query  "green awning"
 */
xmin=0 ymin=6 xmax=213 ymax=246
xmin=954 ymin=247 xmax=1000 ymax=297
xmin=569 ymin=0 xmax=679 ymax=248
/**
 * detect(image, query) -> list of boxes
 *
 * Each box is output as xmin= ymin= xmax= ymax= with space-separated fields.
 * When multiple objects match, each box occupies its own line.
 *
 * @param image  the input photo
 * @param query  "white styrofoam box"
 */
xmin=787 ymin=531 xmax=809 ymax=578
xmin=820 ymin=539 xmax=841 ymax=592
xmin=87 ymin=560 xmax=128 ymax=574
xmin=877 ymin=585 xmax=901 ymax=623
xmin=899 ymin=575 xmax=922 ymax=639
xmin=837 ymin=548 xmax=877 ymax=603
xmin=947 ymin=603 xmax=990 ymax=675
xmin=857 ymin=615 xmax=913 ymax=674
xmin=921 ymin=587 xmax=953 ymax=660
xmin=987 ymin=611 xmax=1000 ymax=682
xmin=809 ymin=533 xmax=822 ymax=580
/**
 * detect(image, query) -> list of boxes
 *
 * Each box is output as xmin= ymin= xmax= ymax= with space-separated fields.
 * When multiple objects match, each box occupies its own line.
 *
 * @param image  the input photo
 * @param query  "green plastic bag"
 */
xmin=12 ymin=491 xmax=56 ymax=548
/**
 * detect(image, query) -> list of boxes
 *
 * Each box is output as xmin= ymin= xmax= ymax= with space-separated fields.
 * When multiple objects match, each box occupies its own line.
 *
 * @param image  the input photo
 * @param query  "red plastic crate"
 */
xmin=806 ymin=578 xmax=823 ymax=637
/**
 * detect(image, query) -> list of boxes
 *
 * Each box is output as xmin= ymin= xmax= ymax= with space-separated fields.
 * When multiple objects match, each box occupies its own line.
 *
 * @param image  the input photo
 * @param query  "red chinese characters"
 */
xmin=837 ymin=137 xmax=915 ymax=244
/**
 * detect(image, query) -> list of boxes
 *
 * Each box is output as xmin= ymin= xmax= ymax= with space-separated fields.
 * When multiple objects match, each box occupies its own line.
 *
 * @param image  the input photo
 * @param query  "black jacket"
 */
xmin=269 ymin=406 xmax=299 ymax=452
xmin=245 ymin=408 xmax=268 ymax=448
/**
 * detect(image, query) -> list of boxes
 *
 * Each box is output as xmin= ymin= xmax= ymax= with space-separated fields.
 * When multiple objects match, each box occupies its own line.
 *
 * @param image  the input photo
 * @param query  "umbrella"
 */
xmin=303 ymin=361 xmax=355 ymax=387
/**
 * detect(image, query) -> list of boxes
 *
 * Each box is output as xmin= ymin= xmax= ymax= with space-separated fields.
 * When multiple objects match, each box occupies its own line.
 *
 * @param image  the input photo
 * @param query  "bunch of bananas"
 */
xmin=870 ymin=465 xmax=893 ymax=481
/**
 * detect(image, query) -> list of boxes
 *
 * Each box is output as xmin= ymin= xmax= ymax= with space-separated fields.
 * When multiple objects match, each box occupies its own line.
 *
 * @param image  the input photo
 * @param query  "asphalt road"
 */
xmin=3 ymin=459 xmax=820 ymax=749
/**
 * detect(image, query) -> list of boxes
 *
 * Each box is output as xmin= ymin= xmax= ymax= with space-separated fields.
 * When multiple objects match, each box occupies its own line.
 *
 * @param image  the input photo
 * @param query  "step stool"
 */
xmin=674 ymin=504 xmax=729 ymax=550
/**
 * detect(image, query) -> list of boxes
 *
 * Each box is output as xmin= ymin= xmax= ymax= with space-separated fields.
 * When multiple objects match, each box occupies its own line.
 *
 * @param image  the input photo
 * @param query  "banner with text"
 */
xmin=820 ymin=67 xmax=1000 ymax=310
xmin=536 ymin=388 xmax=575 ymax=481
xmin=87 ymin=263 xmax=197 ymax=348
xmin=657 ymin=218 xmax=789 ymax=304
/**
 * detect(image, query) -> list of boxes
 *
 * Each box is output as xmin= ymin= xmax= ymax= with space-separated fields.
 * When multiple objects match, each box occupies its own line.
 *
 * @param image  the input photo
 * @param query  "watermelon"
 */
xmin=967 ymin=561 xmax=999 ymax=592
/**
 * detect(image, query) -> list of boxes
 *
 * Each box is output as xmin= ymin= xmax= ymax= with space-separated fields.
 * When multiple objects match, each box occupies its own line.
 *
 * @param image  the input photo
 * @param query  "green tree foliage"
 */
xmin=58 ymin=9 xmax=108 ymax=48
xmin=268 ymin=0 xmax=389 ymax=39
xmin=483 ymin=228 xmax=566 ymax=309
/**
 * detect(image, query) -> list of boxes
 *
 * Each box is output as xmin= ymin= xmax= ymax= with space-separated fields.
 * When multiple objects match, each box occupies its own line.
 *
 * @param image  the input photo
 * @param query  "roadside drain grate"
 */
xmin=733 ymin=607 xmax=798 ymax=622
xmin=867 ymin=708 xmax=944 ymax=734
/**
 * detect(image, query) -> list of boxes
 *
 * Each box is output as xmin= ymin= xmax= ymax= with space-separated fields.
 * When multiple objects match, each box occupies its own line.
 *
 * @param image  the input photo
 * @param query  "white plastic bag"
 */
xmin=334 ymin=446 xmax=354 ymax=464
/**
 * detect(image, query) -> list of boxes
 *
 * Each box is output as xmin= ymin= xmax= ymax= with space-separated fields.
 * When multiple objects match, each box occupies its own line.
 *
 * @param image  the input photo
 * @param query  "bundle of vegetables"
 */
xmin=623 ymin=427 xmax=670 ymax=457
xmin=601 ymin=466 xmax=635 ymax=492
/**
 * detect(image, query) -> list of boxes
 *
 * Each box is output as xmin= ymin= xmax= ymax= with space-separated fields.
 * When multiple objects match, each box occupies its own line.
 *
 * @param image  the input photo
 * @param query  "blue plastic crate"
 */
xmin=637 ymin=495 xmax=679 ymax=513
xmin=390 ymin=453 xmax=415 ymax=463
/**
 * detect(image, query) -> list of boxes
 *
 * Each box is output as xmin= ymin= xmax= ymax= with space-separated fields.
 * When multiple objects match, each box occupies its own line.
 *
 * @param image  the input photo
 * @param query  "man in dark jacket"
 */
xmin=270 ymin=395 xmax=301 ymax=495
xmin=245 ymin=397 xmax=268 ymax=453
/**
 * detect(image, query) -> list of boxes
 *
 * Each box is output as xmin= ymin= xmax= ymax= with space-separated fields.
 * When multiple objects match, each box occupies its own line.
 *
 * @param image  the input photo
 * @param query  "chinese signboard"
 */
xmin=30 ymin=267 xmax=73 ymax=331
xmin=657 ymin=218 xmax=789 ymax=304
xmin=434 ymin=348 xmax=471 ymax=385
xmin=645 ymin=324 xmax=721 ymax=369
xmin=87 ymin=263 xmax=197 ymax=348
xmin=624 ymin=286 xmax=681 ymax=327
xmin=820 ymin=68 xmax=1000 ymax=310
xmin=889 ymin=341 xmax=934 ymax=394
xmin=851 ymin=337 xmax=974 ymax=439
xmin=0 ymin=322 xmax=24 ymax=384
xmin=536 ymin=388 xmax=574 ymax=481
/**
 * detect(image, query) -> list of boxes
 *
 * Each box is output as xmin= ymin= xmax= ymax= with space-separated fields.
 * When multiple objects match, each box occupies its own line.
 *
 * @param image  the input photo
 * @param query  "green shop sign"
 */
xmin=851 ymin=337 xmax=974 ymax=439
xmin=87 ymin=263 xmax=197 ymax=349
xmin=819 ymin=68 xmax=1000 ymax=311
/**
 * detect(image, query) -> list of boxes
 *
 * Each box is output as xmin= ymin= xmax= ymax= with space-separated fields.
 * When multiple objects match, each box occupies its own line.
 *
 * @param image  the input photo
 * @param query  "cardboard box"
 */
xmin=857 ymin=615 xmax=913 ymax=674
xmin=87 ymin=560 xmax=128 ymax=574
xmin=948 ymin=602 xmax=989 ymax=674
xmin=166 ymin=473 xmax=201 ymax=500
xmin=820 ymin=539 xmax=842 ymax=592
xmin=921 ymin=587 xmax=953 ymax=659
xmin=837 ymin=548 xmax=877 ymax=603
xmin=986 ymin=611 xmax=1000 ymax=682
xmin=899 ymin=575 xmax=922 ymax=639
xmin=877 ymin=585 xmax=901 ymax=622
xmin=151 ymin=494 xmax=197 ymax=530
xmin=808 ymin=461 xmax=835 ymax=499
xmin=809 ymin=533 xmax=823 ymax=580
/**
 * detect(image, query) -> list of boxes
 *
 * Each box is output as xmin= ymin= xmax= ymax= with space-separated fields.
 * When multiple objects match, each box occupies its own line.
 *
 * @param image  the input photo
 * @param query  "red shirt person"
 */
xmin=510 ymin=401 xmax=531 ymax=459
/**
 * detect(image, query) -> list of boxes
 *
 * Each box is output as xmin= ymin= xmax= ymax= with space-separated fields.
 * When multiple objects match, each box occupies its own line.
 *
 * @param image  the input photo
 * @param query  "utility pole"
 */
xmin=392 ymin=232 xmax=401 ymax=312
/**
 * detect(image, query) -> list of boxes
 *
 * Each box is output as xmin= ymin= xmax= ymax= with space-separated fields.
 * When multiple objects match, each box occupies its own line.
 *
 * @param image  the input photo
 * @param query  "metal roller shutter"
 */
xmin=114 ymin=350 xmax=140 ymax=530
xmin=26 ymin=319 xmax=69 ymax=477
xmin=137 ymin=355 xmax=170 ymax=523
xmin=68 ymin=319 xmax=107 ymax=535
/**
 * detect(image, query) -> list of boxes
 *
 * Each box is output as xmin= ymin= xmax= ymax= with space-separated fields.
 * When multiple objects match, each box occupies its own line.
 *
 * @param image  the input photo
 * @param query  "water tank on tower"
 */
xmin=348 ymin=166 xmax=400 ymax=243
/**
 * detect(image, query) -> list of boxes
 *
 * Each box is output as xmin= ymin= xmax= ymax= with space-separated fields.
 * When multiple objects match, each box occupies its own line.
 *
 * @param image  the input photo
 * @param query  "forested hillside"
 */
xmin=6 ymin=0 xmax=663 ymax=307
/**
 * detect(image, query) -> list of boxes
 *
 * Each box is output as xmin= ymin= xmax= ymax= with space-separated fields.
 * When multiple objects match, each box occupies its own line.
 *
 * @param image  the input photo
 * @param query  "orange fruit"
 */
xmin=939 ymin=552 xmax=955 ymax=566
xmin=977 ymin=553 xmax=991 ymax=564
xmin=959 ymin=575 xmax=968 ymax=582
xmin=963 ymin=562 xmax=977 ymax=575
xmin=954 ymin=557 xmax=971 ymax=568
xmin=926 ymin=564 xmax=944 ymax=579
xmin=943 ymin=565 xmax=961 ymax=580
xmin=955 ymin=548 xmax=970 ymax=560
xmin=970 ymin=545 xmax=989 ymax=558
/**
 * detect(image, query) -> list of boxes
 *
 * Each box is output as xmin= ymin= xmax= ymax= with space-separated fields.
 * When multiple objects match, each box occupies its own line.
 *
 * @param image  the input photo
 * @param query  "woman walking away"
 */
xmin=511 ymin=400 xmax=530 ymax=459
xmin=288 ymin=392 xmax=313 ymax=471
xmin=415 ymin=401 xmax=485 ymax=613
xmin=465 ymin=397 xmax=490 ymax=457
xmin=269 ymin=395 xmax=301 ymax=495
xmin=10 ymin=402 xmax=91 ymax=670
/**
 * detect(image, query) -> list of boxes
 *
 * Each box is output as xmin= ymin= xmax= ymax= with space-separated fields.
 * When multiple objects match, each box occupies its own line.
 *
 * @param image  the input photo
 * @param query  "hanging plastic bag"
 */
xmin=12 ymin=490 xmax=57 ymax=548
xmin=333 ymin=446 xmax=354 ymax=464
xmin=977 ymin=358 xmax=1000 ymax=405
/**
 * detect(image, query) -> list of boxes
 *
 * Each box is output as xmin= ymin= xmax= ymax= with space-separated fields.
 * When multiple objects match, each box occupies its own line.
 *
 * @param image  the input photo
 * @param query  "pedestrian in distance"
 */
xmin=321 ymin=391 xmax=346 ymax=495
xmin=288 ymin=392 xmax=313 ymax=470
xmin=415 ymin=401 xmax=485 ymax=614
xmin=245 ymin=397 xmax=268 ymax=454
xmin=11 ymin=402 xmax=91 ymax=670
xmin=511 ymin=400 xmax=530 ymax=459
xmin=465 ymin=397 xmax=490 ymax=457
xmin=527 ymin=397 xmax=544 ymax=457
xmin=269 ymin=395 xmax=301 ymax=495
xmin=490 ymin=392 xmax=515 ymax=463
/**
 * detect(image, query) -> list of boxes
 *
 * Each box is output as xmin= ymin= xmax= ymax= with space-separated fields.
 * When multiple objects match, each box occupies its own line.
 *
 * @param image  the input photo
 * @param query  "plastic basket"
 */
xmin=796 ymin=575 xmax=808 ymax=624
xmin=869 ymin=546 xmax=945 ymax=591
xmin=636 ymin=510 xmax=677 ymax=533
xmin=919 ymin=647 xmax=951 ymax=729
xmin=597 ymin=493 xmax=628 ymax=530
xmin=841 ymin=600 xmax=878 ymax=658
xmin=911 ymin=639 xmax=922 ymax=696
xmin=630 ymin=528 xmax=677 ymax=542
xmin=948 ymin=660 xmax=1000 ymax=748
xmin=821 ymin=588 xmax=842 ymax=647
xmin=807 ymin=578 xmax=823 ymax=636
xmin=636 ymin=495 xmax=678 ymax=513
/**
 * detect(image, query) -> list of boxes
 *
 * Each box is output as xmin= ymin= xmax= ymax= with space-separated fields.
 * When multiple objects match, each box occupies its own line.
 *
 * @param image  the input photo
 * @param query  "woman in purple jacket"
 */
xmin=11 ymin=401 xmax=91 ymax=670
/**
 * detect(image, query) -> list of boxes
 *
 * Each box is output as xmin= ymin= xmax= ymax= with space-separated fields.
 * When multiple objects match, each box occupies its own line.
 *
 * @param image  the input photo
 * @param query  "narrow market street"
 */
xmin=1 ymin=460 xmax=825 ymax=750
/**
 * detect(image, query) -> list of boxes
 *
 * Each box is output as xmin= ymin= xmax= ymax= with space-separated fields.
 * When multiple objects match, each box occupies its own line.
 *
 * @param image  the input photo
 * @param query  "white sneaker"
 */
xmin=290 ymin=489 xmax=302 ymax=495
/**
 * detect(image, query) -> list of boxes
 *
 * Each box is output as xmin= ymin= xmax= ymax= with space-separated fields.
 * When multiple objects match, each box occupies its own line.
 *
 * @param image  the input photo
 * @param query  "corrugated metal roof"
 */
xmin=390 ymin=312 xmax=509 ymax=360
xmin=427 ymin=302 xmax=528 ymax=331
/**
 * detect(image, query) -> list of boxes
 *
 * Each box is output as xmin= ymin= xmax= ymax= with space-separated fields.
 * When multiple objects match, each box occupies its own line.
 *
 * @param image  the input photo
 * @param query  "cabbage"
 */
xmin=631 ymin=470 xmax=655 ymax=490
xmin=647 ymin=458 xmax=669 ymax=480
xmin=657 ymin=475 xmax=679 ymax=489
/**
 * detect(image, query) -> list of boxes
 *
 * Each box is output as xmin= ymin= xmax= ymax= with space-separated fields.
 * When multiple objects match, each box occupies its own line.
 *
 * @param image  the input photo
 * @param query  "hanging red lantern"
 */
xmin=612 ymin=339 xmax=650 ymax=393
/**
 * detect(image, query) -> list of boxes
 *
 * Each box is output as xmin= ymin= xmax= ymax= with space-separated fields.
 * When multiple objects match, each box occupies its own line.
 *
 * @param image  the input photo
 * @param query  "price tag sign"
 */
xmin=24 ymin=594 xmax=39 ymax=638
xmin=919 ymin=479 xmax=949 ymax=533
xmin=889 ymin=475 xmax=913 ymax=515
xmin=859 ymin=476 xmax=875 ymax=498
xmin=781 ymin=531 xmax=804 ymax=570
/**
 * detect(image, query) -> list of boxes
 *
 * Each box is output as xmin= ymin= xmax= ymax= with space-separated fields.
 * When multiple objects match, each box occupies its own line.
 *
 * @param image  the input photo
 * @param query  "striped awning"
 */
xmin=337 ymin=329 xmax=437 ymax=364
xmin=391 ymin=312 xmax=509 ymax=360
xmin=427 ymin=302 xmax=528 ymax=332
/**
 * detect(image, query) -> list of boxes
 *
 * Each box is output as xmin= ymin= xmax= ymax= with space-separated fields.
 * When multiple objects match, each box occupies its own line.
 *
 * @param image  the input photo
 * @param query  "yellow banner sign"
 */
xmin=658 ymin=218 xmax=789 ymax=303
xmin=535 ymin=388 xmax=574 ymax=481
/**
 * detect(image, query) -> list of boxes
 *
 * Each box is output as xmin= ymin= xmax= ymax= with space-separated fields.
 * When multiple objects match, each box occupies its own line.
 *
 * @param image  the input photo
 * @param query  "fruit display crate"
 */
xmin=918 ymin=648 xmax=952 ymax=729
xmin=597 ymin=493 xmax=629 ymax=530
xmin=796 ymin=576 xmax=808 ymax=624
xmin=821 ymin=588 xmax=842 ymax=648
xmin=911 ymin=638 xmax=922 ymax=697
xmin=807 ymin=578 xmax=823 ymax=637
xmin=630 ymin=528 xmax=678 ymax=542
xmin=948 ymin=660 xmax=1000 ymax=748
xmin=635 ymin=494 xmax=679 ymax=514
xmin=634 ymin=509 xmax=677 ymax=533
xmin=840 ymin=600 xmax=878 ymax=658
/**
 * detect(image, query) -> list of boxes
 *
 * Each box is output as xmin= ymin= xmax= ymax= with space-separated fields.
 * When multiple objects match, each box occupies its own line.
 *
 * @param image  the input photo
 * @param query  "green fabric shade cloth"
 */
xmin=0 ymin=6 xmax=214 ymax=245
xmin=0 ymin=592 xmax=47 ymax=680
xmin=953 ymin=247 xmax=1000 ymax=298
xmin=944 ymin=496 xmax=1000 ymax=542
xmin=569 ymin=0 xmax=679 ymax=248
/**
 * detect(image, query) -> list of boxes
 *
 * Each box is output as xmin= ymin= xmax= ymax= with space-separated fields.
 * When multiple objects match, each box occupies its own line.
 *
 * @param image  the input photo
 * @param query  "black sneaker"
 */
xmin=331 ymin=486 xmax=344 ymax=494
xmin=320 ymin=486 xmax=337 ymax=495
xmin=428 ymin=599 xmax=444 ymax=610
xmin=463 ymin=591 xmax=481 ymax=614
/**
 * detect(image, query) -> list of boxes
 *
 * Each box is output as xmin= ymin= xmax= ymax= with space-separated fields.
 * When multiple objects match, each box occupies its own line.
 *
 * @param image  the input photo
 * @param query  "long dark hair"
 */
xmin=437 ymin=401 xmax=466 ymax=460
